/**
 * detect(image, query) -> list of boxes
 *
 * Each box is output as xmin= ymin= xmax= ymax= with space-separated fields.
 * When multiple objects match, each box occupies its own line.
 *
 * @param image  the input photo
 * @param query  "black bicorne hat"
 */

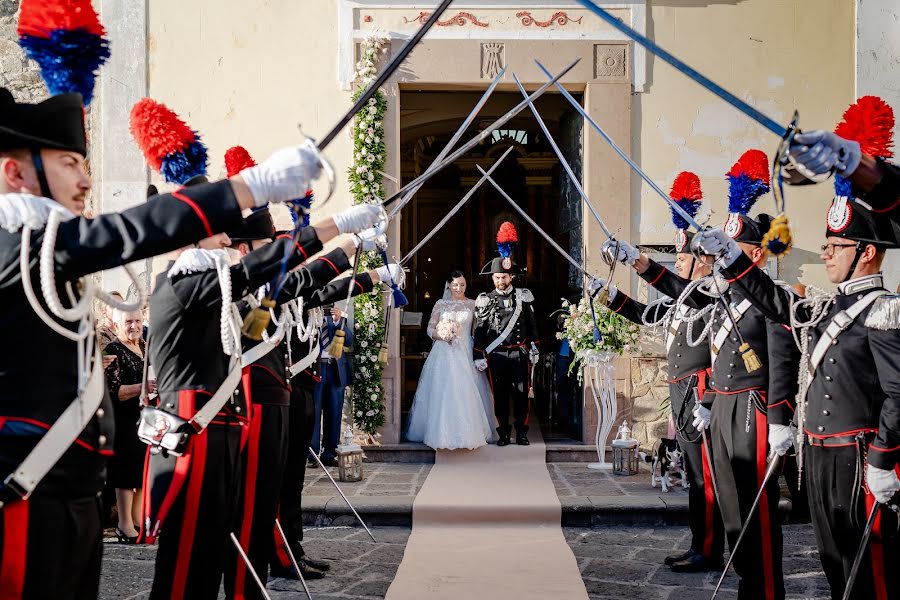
xmin=229 ymin=207 xmax=275 ymax=243
xmin=0 ymin=88 xmax=87 ymax=156
xmin=725 ymin=213 xmax=775 ymax=246
xmin=480 ymin=221 xmax=525 ymax=275
xmin=825 ymin=196 xmax=898 ymax=248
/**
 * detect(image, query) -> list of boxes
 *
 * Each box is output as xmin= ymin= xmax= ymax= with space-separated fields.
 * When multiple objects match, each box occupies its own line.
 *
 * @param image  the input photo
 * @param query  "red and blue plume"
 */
xmin=668 ymin=171 xmax=702 ymax=231
xmin=496 ymin=221 xmax=518 ymax=258
xmin=834 ymin=96 xmax=895 ymax=199
xmin=224 ymin=145 xmax=256 ymax=178
xmin=726 ymin=149 xmax=770 ymax=215
xmin=129 ymin=98 xmax=208 ymax=185
xmin=17 ymin=0 xmax=110 ymax=105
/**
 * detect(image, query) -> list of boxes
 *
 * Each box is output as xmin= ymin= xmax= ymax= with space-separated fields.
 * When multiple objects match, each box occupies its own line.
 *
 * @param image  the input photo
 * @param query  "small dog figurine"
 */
xmin=645 ymin=438 xmax=689 ymax=492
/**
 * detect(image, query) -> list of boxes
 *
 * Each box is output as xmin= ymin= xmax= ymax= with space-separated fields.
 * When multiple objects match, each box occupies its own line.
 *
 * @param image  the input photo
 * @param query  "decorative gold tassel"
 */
xmin=596 ymin=288 xmax=609 ymax=306
xmin=328 ymin=329 xmax=346 ymax=359
xmin=241 ymin=298 xmax=275 ymax=341
xmin=739 ymin=342 xmax=763 ymax=373
xmin=761 ymin=213 xmax=792 ymax=257
xmin=378 ymin=341 xmax=389 ymax=364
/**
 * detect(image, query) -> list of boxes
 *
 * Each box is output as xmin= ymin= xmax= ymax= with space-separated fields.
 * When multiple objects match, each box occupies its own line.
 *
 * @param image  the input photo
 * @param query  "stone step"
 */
xmin=361 ymin=443 xmax=607 ymax=464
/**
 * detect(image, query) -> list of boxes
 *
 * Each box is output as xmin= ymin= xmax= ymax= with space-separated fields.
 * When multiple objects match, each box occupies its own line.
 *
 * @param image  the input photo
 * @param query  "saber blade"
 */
xmin=274 ymin=518 xmax=313 ymax=600
xmin=382 ymin=58 xmax=581 ymax=208
xmin=574 ymin=0 xmax=785 ymax=137
xmin=511 ymin=74 xmax=612 ymax=239
xmin=308 ymin=447 xmax=377 ymax=542
xmin=535 ymin=61 xmax=702 ymax=232
xmin=230 ymin=532 xmax=273 ymax=600
xmin=841 ymin=502 xmax=880 ymax=600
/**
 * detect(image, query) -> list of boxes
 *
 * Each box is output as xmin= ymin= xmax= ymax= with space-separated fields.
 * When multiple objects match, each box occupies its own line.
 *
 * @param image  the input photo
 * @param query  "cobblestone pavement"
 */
xmin=550 ymin=462 xmax=686 ymax=498
xmin=100 ymin=524 xmax=829 ymax=599
xmin=302 ymin=462 xmax=431 ymax=498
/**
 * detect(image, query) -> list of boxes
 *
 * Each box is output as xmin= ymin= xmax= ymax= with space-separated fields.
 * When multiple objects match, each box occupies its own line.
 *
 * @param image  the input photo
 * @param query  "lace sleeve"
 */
xmin=426 ymin=300 xmax=443 ymax=340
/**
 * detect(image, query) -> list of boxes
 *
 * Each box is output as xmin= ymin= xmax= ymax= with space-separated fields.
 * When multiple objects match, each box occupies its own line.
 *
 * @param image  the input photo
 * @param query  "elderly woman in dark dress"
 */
xmin=104 ymin=308 xmax=155 ymax=543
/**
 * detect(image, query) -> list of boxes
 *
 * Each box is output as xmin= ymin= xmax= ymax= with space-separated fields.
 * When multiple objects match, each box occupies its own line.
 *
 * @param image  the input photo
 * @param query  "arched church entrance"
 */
xmin=397 ymin=89 xmax=586 ymax=442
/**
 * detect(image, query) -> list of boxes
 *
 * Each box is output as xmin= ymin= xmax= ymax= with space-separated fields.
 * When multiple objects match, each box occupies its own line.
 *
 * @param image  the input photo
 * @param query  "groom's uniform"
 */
xmin=474 ymin=245 xmax=539 ymax=446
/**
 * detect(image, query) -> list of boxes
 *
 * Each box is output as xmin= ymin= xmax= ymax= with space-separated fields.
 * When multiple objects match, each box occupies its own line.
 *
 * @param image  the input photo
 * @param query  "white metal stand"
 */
xmin=582 ymin=351 xmax=617 ymax=470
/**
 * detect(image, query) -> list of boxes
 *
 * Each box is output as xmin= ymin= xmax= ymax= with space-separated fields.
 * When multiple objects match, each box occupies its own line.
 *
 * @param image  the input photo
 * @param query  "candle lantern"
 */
xmin=611 ymin=420 xmax=640 ymax=476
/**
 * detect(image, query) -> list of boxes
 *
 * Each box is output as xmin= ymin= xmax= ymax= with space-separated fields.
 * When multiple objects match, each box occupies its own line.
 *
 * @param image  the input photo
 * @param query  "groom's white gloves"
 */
xmin=692 ymin=228 xmax=742 ymax=267
xmin=242 ymin=140 xmax=323 ymax=208
xmin=788 ymin=130 xmax=862 ymax=179
xmin=474 ymin=359 xmax=489 ymax=372
xmin=867 ymin=465 xmax=900 ymax=504
xmin=588 ymin=277 xmax=617 ymax=303
xmin=692 ymin=404 xmax=711 ymax=432
xmin=768 ymin=424 xmax=796 ymax=457
xmin=601 ymin=239 xmax=640 ymax=266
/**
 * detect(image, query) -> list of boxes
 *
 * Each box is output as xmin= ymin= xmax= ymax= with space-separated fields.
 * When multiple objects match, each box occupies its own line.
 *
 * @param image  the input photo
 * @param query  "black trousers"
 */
xmin=709 ymin=390 xmax=784 ymax=600
xmin=670 ymin=374 xmax=724 ymax=562
xmin=487 ymin=347 xmax=529 ymax=432
xmin=0 ymin=494 xmax=102 ymax=599
xmin=805 ymin=444 xmax=899 ymax=600
xmin=271 ymin=381 xmax=316 ymax=572
xmin=225 ymin=400 xmax=289 ymax=599
xmin=147 ymin=423 xmax=242 ymax=600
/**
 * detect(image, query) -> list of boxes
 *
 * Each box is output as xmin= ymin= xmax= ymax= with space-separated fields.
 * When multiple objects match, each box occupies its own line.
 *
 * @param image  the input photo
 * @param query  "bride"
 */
xmin=405 ymin=270 xmax=497 ymax=449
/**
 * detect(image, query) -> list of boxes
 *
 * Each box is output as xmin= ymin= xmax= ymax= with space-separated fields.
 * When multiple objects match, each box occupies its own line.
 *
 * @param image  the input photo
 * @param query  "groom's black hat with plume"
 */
xmin=480 ymin=221 xmax=525 ymax=275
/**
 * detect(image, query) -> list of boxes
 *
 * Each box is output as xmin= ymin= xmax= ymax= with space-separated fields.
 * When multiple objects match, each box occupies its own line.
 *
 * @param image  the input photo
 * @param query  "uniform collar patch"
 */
xmin=837 ymin=273 xmax=884 ymax=295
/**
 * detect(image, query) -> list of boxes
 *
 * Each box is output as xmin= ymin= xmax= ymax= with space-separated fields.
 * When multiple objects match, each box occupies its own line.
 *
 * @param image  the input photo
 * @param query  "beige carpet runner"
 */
xmin=386 ymin=427 xmax=589 ymax=599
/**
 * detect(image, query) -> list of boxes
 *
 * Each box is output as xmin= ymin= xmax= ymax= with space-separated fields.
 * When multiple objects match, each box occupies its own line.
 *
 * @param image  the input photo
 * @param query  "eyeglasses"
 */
xmin=820 ymin=242 xmax=858 ymax=257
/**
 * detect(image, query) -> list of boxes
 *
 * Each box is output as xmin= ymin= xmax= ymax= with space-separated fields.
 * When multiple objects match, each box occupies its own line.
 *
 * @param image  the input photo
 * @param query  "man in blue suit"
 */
xmin=310 ymin=305 xmax=354 ymax=467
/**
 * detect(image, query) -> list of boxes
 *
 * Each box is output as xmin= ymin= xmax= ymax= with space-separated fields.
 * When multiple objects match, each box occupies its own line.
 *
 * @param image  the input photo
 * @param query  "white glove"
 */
xmin=588 ymin=277 xmax=618 ymax=303
xmin=333 ymin=204 xmax=386 ymax=235
xmin=474 ymin=359 xmax=488 ymax=372
xmin=601 ymin=238 xmax=639 ymax=266
xmin=376 ymin=264 xmax=405 ymax=287
xmin=692 ymin=404 xmax=711 ymax=432
xmin=692 ymin=228 xmax=742 ymax=267
xmin=241 ymin=140 xmax=323 ymax=207
xmin=768 ymin=424 xmax=796 ymax=457
xmin=353 ymin=228 xmax=387 ymax=252
xmin=789 ymin=130 xmax=862 ymax=179
xmin=867 ymin=464 xmax=900 ymax=504
xmin=529 ymin=344 xmax=540 ymax=365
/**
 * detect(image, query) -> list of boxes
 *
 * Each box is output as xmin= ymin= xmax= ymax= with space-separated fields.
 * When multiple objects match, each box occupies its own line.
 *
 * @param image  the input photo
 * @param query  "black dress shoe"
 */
xmin=114 ymin=527 xmax=138 ymax=545
xmin=670 ymin=553 xmax=724 ymax=573
xmin=663 ymin=548 xmax=695 ymax=566
xmin=269 ymin=560 xmax=327 ymax=580
xmin=496 ymin=426 xmax=511 ymax=447
xmin=302 ymin=556 xmax=330 ymax=571
xmin=516 ymin=434 xmax=530 ymax=446
xmin=321 ymin=456 xmax=339 ymax=468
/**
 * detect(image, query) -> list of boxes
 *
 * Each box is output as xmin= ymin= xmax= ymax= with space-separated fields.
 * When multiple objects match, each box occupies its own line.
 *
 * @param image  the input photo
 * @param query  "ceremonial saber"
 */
xmin=535 ymin=61 xmax=702 ymax=233
xmin=274 ymin=518 xmax=313 ymax=600
xmin=308 ymin=447 xmax=377 ymax=542
xmin=573 ymin=0 xmax=789 ymax=139
xmin=841 ymin=502 xmax=880 ymax=600
xmin=389 ymin=66 xmax=507 ymax=219
xmin=400 ymin=147 xmax=513 ymax=265
xmin=230 ymin=532 xmax=273 ymax=600
xmin=511 ymin=74 xmax=612 ymax=239
xmin=712 ymin=453 xmax=783 ymax=599
xmin=476 ymin=166 xmax=595 ymax=279
xmin=381 ymin=59 xmax=581 ymax=208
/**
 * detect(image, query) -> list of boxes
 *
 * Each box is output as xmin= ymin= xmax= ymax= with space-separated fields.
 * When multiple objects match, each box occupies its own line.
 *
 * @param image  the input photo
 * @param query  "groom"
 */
xmin=473 ymin=222 xmax=539 ymax=446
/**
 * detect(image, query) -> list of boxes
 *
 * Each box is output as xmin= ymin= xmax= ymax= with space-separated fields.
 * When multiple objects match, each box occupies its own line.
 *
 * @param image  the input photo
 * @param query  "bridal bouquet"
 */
xmin=558 ymin=297 xmax=640 ymax=375
xmin=435 ymin=318 xmax=461 ymax=343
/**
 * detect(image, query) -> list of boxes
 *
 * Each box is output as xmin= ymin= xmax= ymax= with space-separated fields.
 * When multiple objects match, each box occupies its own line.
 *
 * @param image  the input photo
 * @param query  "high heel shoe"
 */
xmin=114 ymin=527 xmax=139 ymax=544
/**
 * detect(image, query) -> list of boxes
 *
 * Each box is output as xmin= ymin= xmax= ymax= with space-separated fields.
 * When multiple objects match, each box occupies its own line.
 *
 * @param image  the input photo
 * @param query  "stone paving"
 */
xmin=302 ymin=462 xmax=431 ymax=498
xmin=99 ymin=524 xmax=829 ymax=599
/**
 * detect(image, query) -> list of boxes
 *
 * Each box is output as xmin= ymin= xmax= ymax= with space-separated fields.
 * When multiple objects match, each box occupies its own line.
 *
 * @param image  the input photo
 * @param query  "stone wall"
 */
xmin=0 ymin=0 xmax=44 ymax=102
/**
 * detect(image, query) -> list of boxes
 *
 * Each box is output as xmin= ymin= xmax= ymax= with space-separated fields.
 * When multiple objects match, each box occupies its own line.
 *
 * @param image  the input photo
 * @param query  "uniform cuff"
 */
xmin=721 ymin=252 xmax=755 ymax=281
xmin=868 ymin=444 xmax=900 ymax=470
xmin=858 ymin=157 xmax=900 ymax=214
xmin=638 ymin=260 xmax=666 ymax=286
xmin=767 ymin=400 xmax=795 ymax=426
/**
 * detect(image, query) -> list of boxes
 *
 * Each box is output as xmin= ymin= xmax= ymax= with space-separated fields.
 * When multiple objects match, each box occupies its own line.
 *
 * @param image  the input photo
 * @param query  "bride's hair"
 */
xmin=446 ymin=269 xmax=465 ymax=284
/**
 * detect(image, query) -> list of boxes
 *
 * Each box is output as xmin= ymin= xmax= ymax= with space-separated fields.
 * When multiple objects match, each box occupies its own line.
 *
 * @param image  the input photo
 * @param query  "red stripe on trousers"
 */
xmin=171 ymin=422 xmax=209 ymax=598
xmin=239 ymin=369 xmax=253 ymax=452
xmin=144 ymin=391 xmax=197 ymax=544
xmin=138 ymin=445 xmax=151 ymax=543
xmin=865 ymin=467 xmax=895 ymax=600
xmin=233 ymin=403 xmax=263 ymax=600
xmin=0 ymin=500 xmax=28 ymax=600
xmin=701 ymin=437 xmax=715 ymax=558
xmin=273 ymin=521 xmax=291 ymax=569
xmin=755 ymin=406 xmax=775 ymax=600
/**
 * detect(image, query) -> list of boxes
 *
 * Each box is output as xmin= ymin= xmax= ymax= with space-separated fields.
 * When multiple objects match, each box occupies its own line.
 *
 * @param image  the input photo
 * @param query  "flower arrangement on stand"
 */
xmin=558 ymin=296 xmax=640 ymax=469
xmin=348 ymin=32 xmax=389 ymax=442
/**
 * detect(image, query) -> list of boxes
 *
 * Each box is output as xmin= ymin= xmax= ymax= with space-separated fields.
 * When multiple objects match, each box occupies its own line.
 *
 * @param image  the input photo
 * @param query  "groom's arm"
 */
xmin=473 ymin=295 xmax=490 ymax=361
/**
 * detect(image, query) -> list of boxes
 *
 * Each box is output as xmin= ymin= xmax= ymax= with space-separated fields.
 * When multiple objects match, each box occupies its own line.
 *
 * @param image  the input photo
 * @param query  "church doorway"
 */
xmin=397 ymin=89 xmax=586 ymax=442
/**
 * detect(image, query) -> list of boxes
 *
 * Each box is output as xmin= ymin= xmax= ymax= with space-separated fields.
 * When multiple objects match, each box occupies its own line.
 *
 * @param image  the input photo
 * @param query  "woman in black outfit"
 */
xmin=104 ymin=308 xmax=154 ymax=543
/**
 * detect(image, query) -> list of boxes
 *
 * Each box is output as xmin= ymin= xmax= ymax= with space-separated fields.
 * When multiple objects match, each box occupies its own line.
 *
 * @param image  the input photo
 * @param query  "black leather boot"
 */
xmin=515 ymin=425 xmax=529 ymax=446
xmin=496 ymin=426 xmax=512 ymax=446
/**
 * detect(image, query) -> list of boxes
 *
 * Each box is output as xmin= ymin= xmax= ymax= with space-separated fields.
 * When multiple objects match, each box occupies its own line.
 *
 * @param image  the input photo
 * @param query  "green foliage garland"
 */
xmin=349 ymin=34 xmax=389 ymax=437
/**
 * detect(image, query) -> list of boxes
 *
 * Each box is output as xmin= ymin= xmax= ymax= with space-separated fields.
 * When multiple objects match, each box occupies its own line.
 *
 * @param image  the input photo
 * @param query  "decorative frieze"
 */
xmin=516 ymin=11 xmax=582 ymax=28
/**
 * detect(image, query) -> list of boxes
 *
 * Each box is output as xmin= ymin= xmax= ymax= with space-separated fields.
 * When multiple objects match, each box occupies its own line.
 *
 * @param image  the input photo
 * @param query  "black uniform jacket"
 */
xmin=473 ymin=287 xmax=539 ymax=360
xmin=723 ymin=253 xmax=900 ymax=470
xmin=149 ymin=227 xmax=323 ymax=421
xmin=0 ymin=181 xmax=244 ymax=498
xmin=241 ymin=247 xmax=376 ymax=404
xmin=857 ymin=158 xmax=900 ymax=222
xmin=608 ymin=291 xmax=710 ymax=383
xmin=638 ymin=259 xmax=793 ymax=406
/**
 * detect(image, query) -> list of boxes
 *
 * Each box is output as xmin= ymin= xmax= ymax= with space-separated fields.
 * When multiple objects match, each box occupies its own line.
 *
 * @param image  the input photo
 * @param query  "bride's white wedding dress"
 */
xmin=405 ymin=298 xmax=497 ymax=450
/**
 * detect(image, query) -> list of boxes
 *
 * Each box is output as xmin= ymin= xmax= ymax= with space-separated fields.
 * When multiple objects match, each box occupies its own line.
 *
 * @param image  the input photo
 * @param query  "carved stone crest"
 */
xmin=595 ymin=44 xmax=627 ymax=78
xmin=481 ymin=43 xmax=504 ymax=79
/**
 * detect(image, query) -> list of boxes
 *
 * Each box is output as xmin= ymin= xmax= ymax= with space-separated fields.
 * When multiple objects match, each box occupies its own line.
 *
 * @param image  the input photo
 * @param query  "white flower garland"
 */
xmin=349 ymin=33 xmax=389 ymax=437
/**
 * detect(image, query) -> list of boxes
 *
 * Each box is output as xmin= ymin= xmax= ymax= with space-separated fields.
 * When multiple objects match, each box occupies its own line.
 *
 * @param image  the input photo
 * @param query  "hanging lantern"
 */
xmin=611 ymin=420 xmax=640 ymax=476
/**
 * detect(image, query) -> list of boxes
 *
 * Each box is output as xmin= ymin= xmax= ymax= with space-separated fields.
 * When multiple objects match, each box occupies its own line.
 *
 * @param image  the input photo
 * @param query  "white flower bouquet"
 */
xmin=436 ymin=318 xmax=461 ymax=343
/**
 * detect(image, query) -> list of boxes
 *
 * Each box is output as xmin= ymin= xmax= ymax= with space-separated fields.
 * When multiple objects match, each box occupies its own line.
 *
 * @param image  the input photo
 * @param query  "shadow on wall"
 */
xmin=779 ymin=246 xmax=821 ymax=287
